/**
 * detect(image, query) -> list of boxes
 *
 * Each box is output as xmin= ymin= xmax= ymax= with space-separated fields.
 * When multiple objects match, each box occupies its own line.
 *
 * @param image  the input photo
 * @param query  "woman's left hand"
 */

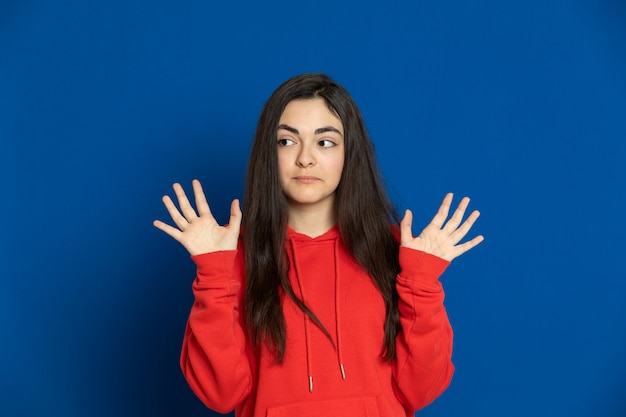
xmin=400 ymin=193 xmax=484 ymax=262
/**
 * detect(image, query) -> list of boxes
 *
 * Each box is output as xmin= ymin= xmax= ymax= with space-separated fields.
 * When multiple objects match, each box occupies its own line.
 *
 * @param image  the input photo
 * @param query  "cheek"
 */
xmin=331 ymin=156 xmax=345 ymax=181
xmin=277 ymin=153 xmax=289 ymax=176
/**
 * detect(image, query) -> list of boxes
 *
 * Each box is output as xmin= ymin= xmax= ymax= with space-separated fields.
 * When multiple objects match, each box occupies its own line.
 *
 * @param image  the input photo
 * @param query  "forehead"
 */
xmin=279 ymin=99 xmax=343 ymax=131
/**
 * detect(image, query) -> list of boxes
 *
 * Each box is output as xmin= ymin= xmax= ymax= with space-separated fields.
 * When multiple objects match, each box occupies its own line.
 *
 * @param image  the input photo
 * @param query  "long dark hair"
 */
xmin=243 ymin=73 xmax=401 ymax=362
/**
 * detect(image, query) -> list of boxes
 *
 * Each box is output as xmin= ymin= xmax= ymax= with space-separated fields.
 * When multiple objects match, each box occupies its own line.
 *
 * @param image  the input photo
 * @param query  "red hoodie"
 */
xmin=180 ymin=225 xmax=454 ymax=417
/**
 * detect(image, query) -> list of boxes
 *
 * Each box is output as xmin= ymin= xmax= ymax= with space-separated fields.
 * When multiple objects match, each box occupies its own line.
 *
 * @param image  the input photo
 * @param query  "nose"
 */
xmin=296 ymin=143 xmax=316 ymax=167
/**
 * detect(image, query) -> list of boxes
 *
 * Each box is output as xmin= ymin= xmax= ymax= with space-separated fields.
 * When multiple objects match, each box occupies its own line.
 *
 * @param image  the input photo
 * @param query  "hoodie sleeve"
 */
xmin=392 ymin=246 xmax=454 ymax=411
xmin=179 ymin=249 xmax=252 ymax=413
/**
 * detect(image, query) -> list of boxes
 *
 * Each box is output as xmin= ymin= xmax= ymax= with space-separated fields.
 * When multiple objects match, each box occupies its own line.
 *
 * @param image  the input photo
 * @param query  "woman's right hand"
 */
xmin=153 ymin=179 xmax=242 ymax=256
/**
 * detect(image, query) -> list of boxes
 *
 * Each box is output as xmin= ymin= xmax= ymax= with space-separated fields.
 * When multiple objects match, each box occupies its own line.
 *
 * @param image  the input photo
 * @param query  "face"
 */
xmin=277 ymin=98 xmax=345 ymax=214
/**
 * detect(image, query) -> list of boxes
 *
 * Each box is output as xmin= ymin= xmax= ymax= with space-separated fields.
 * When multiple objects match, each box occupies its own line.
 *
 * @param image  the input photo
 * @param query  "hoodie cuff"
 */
xmin=398 ymin=247 xmax=450 ymax=289
xmin=191 ymin=250 xmax=238 ymax=284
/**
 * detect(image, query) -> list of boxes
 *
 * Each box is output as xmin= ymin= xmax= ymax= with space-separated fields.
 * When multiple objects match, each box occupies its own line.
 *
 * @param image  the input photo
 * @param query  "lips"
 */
xmin=294 ymin=176 xmax=321 ymax=183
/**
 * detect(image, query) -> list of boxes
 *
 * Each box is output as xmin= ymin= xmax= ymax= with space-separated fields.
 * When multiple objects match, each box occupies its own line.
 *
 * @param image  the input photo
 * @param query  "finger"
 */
xmin=451 ymin=234 xmax=485 ymax=259
xmin=152 ymin=219 xmax=184 ymax=241
xmin=400 ymin=209 xmax=413 ymax=245
xmin=192 ymin=179 xmax=213 ymax=217
xmin=443 ymin=196 xmax=470 ymax=233
xmin=162 ymin=195 xmax=189 ymax=230
xmin=450 ymin=209 xmax=481 ymax=243
xmin=228 ymin=199 xmax=243 ymax=233
xmin=173 ymin=182 xmax=199 ymax=221
xmin=430 ymin=193 xmax=453 ymax=228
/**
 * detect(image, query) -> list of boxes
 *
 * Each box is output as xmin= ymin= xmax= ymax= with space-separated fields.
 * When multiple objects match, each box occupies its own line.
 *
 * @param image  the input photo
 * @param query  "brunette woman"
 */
xmin=153 ymin=73 xmax=483 ymax=417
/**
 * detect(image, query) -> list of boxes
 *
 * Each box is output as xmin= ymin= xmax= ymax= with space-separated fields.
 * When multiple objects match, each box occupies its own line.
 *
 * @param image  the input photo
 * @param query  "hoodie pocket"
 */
xmin=266 ymin=396 xmax=380 ymax=417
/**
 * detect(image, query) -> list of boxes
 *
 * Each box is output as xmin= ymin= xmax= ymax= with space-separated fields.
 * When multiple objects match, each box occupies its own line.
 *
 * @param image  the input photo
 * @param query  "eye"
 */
xmin=277 ymin=138 xmax=295 ymax=147
xmin=318 ymin=139 xmax=336 ymax=148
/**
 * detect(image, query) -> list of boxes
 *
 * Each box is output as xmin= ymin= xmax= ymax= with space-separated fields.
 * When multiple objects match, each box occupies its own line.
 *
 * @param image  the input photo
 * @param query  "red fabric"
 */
xmin=180 ymin=226 xmax=454 ymax=417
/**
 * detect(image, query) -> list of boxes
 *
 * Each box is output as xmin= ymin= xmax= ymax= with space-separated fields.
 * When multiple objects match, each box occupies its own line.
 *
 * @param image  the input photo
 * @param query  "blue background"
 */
xmin=2 ymin=0 xmax=625 ymax=416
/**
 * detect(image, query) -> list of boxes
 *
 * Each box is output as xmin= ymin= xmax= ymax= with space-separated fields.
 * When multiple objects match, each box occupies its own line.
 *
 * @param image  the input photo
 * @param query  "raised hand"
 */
xmin=153 ymin=179 xmax=242 ymax=256
xmin=400 ymin=193 xmax=483 ymax=262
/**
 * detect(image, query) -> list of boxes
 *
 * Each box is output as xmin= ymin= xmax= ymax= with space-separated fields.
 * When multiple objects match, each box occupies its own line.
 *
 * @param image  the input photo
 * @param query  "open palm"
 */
xmin=400 ymin=193 xmax=483 ymax=262
xmin=153 ymin=179 xmax=241 ymax=256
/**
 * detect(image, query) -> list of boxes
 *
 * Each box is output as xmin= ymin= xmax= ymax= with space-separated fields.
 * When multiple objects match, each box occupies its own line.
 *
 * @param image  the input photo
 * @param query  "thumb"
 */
xmin=400 ymin=209 xmax=413 ymax=245
xmin=228 ymin=199 xmax=242 ymax=233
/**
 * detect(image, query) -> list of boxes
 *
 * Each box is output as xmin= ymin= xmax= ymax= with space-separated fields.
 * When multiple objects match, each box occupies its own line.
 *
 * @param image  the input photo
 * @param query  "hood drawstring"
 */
xmin=289 ymin=233 xmax=347 ymax=393
xmin=289 ymin=238 xmax=315 ymax=393
xmin=334 ymin=239 xmax=347 ymax=381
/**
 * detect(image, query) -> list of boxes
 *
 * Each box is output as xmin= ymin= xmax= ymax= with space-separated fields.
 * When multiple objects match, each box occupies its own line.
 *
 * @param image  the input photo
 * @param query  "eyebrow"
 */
xmin=277 ymin=124 xmax=343 ymax=136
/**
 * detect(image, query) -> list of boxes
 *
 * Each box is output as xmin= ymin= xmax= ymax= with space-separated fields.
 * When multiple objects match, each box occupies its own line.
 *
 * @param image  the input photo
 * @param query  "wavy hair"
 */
xmin=243 ymin=73 xmax=401 ymax=361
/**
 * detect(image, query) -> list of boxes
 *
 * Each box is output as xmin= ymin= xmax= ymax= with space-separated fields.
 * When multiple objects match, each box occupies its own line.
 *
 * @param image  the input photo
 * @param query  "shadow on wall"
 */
xmin=96 ymin=254 xmax=218 ymax=416
xmin=78 ymin=134 xmax=247 ymax=417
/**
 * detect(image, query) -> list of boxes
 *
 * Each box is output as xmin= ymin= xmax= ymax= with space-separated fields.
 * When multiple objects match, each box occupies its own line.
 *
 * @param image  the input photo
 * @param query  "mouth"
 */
xmin=294 ymin=176 xmax=321 ymax=183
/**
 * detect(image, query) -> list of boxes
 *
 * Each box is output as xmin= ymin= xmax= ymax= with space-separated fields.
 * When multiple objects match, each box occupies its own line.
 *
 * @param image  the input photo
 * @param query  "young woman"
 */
xmin=153 ymin=73 xmax=483 ymax=417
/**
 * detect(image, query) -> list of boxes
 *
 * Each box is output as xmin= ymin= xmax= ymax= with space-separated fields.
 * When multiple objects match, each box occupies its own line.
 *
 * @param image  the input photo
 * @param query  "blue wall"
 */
xmin=2 ymin=1 xmax=625 ymax=416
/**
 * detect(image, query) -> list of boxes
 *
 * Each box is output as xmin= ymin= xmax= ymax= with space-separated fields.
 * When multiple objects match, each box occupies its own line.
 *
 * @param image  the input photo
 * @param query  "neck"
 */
xmin=287 ymin=201 xmax=336 ymax=238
